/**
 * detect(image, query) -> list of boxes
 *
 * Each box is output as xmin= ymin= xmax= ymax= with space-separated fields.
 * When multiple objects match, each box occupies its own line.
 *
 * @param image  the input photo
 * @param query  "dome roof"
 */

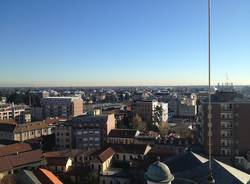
xmin=145 ymin=161 xmax=174 ymax=183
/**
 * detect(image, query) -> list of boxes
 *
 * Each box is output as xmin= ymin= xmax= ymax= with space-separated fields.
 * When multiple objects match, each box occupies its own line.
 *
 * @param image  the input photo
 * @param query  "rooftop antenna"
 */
xmin=208 ymin=0 xmax=215 ymax=183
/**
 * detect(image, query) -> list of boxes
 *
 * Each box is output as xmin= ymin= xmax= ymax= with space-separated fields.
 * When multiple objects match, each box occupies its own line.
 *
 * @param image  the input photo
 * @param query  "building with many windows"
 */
xmin=0 ymin=120 xmax=54 ymax=141
xmin=55 ymin=114 xmax=116 ymax=150
xmin=0 ymin=103 xmax=31 ymax=124
xmin=133 ymin=100 xmax=168 ymax=124
xmin=41 ymin=96 xmax=83 ymax=120
xmin=201 ymin=86 xmax=250 ymax=156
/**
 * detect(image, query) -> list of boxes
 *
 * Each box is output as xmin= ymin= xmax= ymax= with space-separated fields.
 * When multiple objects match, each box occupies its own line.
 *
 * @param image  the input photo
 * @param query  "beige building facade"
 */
xmin=41 ymin=96 xmax=83 ymax=119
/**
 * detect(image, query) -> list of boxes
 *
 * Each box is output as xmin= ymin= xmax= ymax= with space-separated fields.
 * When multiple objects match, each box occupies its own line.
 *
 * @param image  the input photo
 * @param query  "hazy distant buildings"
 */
xmin=168 ymin=93 xmax=197 ymax=118
xmin=178 ymin=103 xmax=197 ymax=117
xmin=201 ymin=86 xmax=250 ymax=156
xmin=41 ymin=96 xmax=83 ymax=119
xmin=133 ymin=100 xmax=168 ymax=124
xmin=0 ymin=97 xmax=6 ymax=105
xmin=42 ymin=91 xmax=50 ymax=98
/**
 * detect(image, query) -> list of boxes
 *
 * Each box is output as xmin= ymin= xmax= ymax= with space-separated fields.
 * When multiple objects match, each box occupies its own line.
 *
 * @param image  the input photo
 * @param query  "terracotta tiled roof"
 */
xmin=44 ymin=149 xmax=88 ymax=158
xmin=98 ymin=147 xmax=115 ymax=163
xmin=7 ymin=150 xmax=43 ymax=168
xmin=0 ymin=143 xmax=32 ymax=157
xmin=34 ymin=168 xmax=63 ymax=184
xmin=14 ymin=121 xmax=49 ymax=133
xmin=46 ymin=157 xmax=69 ymax=166
xmin=0 ymin=157 xmax=12 ymax=172
xmin=0 ymin=149 xmax=43 ymax=172
xmin=108 ymin=129 xmax=138 ymax=138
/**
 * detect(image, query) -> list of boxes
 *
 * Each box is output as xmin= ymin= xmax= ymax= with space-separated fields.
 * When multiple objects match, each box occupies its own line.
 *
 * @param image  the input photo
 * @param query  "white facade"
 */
xmin=0 ymin=103 xmax=31 ymax=123
xmin=134 ymin=100 xmax=168 ymax=124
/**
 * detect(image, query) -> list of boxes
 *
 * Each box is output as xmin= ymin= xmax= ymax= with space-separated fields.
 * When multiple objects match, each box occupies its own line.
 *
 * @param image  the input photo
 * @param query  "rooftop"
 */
xmin=98 ymin=147 xmax=115 ymax=163
xmin=34 ymin=168 xmax=63 ymax=184
xmin=0 ymin=149 xmax=43 ymax=172
xmin=165 ymin=151 xmax=250 ymax=184
xmin=108 ymin=129 xmax=138 ymax=138
xmin=111 ymin=144 xmax=150 ymax=155
xmin=44 ymin=149 xmax=91 ymax=158
xmin=0 ymin=143 xmax=32 ymax=157
xmin=70 ymin=114 xmax=113 ymax=126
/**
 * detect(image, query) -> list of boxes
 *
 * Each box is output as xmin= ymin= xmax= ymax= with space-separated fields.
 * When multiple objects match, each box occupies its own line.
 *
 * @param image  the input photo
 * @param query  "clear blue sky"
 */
xmin=0 ymin=0 xmax=250 ymax=87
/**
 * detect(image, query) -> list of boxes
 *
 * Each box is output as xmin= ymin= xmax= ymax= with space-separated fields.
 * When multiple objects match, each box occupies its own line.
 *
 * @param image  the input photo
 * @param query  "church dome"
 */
xmin=145 ymin=161 xmax=174 ymax=183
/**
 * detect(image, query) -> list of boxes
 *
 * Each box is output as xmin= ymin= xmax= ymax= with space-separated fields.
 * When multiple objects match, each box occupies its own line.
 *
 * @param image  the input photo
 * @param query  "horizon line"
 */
xmin=0 ymin=84 xmax=248 ymax=88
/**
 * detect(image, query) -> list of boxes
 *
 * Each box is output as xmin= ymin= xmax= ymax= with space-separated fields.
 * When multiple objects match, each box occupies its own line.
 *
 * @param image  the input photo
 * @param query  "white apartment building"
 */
xmin=0 ymin=103 xmax=31 ymax=123
xmin=134 ymin=100 xmax=168 ymax=124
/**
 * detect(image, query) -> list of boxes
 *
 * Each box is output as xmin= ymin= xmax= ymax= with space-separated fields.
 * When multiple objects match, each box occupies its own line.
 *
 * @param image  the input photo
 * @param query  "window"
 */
xmin=95 ymin=137 xmax=100 ymax=141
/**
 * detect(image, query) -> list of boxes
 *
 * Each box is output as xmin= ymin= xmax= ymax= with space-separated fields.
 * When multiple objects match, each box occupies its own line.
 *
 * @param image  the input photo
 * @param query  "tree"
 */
xmin=0 ymin=174 xmax=16 ymax=184
xmin=132 ymin=113 xmax=147 ymax=131
xmin=158 ymin=121 xmax=169 ymax=137
xmin=152 ymin=105 xmax=163 ymax=127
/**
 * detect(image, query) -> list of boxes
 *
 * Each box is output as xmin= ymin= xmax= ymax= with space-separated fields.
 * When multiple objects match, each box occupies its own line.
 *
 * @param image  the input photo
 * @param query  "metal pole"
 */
xmin=208 ymin=0 xmax=215 ymax=183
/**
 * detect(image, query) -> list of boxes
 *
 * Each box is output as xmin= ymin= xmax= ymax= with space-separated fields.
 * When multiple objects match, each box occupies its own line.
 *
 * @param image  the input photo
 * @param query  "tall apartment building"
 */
xmin=133 ymin=100 xmax=168 ymax=124
xmin=201 ymin=87 xmax=250 ymax=156
xmin=41 ymin=96 xmax=83 ymax=119
xmin=55 ymin=114 xmax=116 ymax=150
xmin=0 ymin=103 xmax=31 ymax=124
xmin=55 ymin=122 xmax=73 ymax=150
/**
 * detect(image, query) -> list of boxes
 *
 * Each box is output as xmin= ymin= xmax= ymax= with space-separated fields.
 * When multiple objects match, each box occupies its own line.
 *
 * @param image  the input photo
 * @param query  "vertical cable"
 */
xmin=208 ymin=0 xmax=214 ymax=183
xmin=208 ymin=0 xmax=212 ymax=170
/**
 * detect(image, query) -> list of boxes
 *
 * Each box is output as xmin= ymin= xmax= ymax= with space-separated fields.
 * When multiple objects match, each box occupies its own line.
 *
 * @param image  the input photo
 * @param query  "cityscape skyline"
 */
xmin=1 ymin=0 xmax=250 ymax=87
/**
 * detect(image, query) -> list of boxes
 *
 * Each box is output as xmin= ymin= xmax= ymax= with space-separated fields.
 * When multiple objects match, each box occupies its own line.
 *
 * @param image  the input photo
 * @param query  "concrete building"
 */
xmin=90 ymin=144 xmax=152 ymax=184
xmin=55 ymin=122 xmax=73 ymax=150
xmin=31 ymin=107 xmax=43 ymax=121
xmin=133 ymin=100 xmax=168 ymax=124
xmin=107 ymin=129 xmax=139 ymax=144
xmin=0 ymin=120 xmax=54 ymax=141
xmin=55 ymin=114 xmax=116 ymax=150
xmin=178 ymin=103 xmax=197 ymax=118
xmin=0 ymin=97 xmax=7 ymax=105
xmin=201 ymin=87 xmax=250 ymax=156
xmin=41 ymin=96 xmax=83 ymax=120
xmin=235 ymin=154 xmax=250 ymax=171
xmin=0 ymin=103 xmax=31 ymax=124
xmin=107 ymin=129 xmax=160 ymax=145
